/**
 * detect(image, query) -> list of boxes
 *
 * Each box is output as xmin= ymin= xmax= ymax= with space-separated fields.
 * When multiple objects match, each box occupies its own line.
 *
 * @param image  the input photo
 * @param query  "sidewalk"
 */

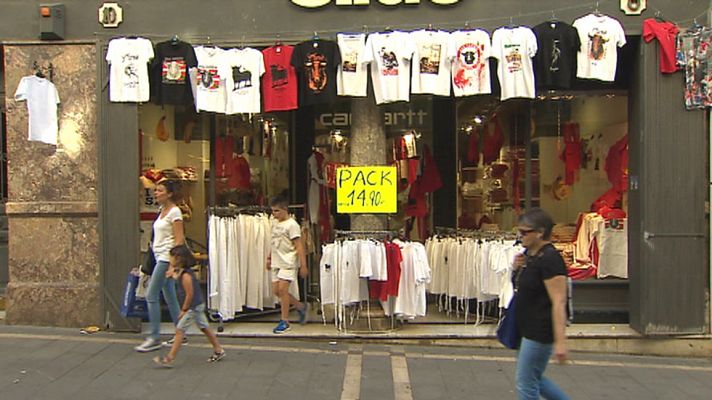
xmin=1 ymin=324 xmax=711 ymax=399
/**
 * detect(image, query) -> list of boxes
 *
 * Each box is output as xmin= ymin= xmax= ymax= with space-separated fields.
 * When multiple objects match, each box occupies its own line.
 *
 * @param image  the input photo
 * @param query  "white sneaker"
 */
xmin=134 ymin=338 xmax=161 ymax=353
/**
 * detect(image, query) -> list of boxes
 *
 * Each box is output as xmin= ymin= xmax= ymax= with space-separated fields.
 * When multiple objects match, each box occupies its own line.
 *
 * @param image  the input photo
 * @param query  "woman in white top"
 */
xmin=135 ymin=180 xmax=185 ymax=352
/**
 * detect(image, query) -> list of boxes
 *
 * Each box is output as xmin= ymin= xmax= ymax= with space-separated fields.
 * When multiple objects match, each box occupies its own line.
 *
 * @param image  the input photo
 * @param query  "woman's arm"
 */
xmin=172 ymin=213 xmax=185 ymax=246
xmin=544 ymin=275 xmax=568 ymax=364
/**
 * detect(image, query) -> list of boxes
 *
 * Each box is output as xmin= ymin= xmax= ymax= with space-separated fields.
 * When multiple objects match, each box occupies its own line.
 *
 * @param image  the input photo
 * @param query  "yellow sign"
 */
xmin=336 ymin=166 xmax=397 ymax=214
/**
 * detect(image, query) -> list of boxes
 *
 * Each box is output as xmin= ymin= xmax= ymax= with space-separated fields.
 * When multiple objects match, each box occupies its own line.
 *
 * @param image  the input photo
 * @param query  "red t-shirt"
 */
xmin=643 ymin=19 xmax=680 ymax=74
xmin=369 ymin=242 xmax=402 ymax=301
xmin=261 ymin=45 xmax=298 ymax=112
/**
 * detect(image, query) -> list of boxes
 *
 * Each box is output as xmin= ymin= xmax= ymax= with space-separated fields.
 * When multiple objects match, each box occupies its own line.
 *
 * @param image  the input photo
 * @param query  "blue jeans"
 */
xmin=516 ymin=337 xmax=570 ymax=400
xmin=146 ymin=260 xmax=181 ymax=340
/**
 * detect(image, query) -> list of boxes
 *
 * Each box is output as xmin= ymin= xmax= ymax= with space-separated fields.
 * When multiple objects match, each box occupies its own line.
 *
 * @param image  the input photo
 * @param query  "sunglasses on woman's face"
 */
xmin=518 ymin=228 xmax=536 ymax=236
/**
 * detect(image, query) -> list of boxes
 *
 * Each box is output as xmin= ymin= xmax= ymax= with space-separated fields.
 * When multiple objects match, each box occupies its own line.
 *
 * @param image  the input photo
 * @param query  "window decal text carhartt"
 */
xmin=291 ymin=0 xmax=460 ymax=8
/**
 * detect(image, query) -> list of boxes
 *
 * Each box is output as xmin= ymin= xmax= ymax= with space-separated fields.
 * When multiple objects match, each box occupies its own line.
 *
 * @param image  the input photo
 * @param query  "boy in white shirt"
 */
xmin=267 ymin=196 xmax=308 ymax=334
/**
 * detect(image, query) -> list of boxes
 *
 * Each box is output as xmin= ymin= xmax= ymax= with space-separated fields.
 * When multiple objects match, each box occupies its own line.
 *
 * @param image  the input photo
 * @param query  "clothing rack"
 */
xmin=207 ymin=205 xmax=272 ymax=217
xmin=434 ymin=226 xmax=518 ymax=241
xmin=334 ymin=229 xmax=400 ymax=239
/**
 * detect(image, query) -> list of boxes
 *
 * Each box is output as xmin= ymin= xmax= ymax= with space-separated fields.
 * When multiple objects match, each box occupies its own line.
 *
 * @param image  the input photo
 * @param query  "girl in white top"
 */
xmin=135 ymin=180 xmax=185 ymax=353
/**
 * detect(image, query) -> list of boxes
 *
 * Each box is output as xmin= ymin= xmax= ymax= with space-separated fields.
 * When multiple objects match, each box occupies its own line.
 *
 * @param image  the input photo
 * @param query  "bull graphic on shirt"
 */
xmin=232 ymin=66 xmax=252 ymax=90
xmin=454 ymin=42 xmax=486 ymax=89
xmin=199 ymin=67 xmax=219 ymax=89
xmin=270 ymin=65 xmax=288 ymax=88
xmin=305 ymin=52 xmax=328 ymax=93
xmin=379 ymin=47 xmax=399 ymax=76
xmin=588 ymin=28 xmax=609 ymax=61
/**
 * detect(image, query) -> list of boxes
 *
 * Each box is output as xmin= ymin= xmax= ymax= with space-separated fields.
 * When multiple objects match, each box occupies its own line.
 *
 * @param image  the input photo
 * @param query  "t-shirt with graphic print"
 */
xmin=106 ymin=37 xmax=154 ymax=102
xmin=337 ymin=33 xmax=368 ymax=97
xmin=262 ymin=45 xmax=298 ymax=112
xmin=573 ymin=13 xmax=626 ymax=82
xmin=151 ymin=40 xmax=198 ymax=105
xmin=225 ymin=47 xmax=265 ymax=114
xmin=194 ymin=46 xmax=229 ymax=113
xmin=363 ymin=31 xmax=415 ymax=105
xmin=448 ymin=29 xmax=492 ymax=97
xmin=410 ymin=29 xmax=452 ymax=96
xmin=491 ymin=26 xmax=538 ymax=101
xmin=291 ymin=39 xmax=341 ymax=106
xmin=533 ymin=21 xmax=581 ymax=89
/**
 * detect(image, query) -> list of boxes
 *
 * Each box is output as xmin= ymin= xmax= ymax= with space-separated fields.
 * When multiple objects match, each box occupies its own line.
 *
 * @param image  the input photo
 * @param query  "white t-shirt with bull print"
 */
xmin=574 ymin=13 xmax=626 ymax=82
xmin=225 ymin=47 xmax=265 ymax=114
xmin=194 ymin=46 xmax=229 ymax=113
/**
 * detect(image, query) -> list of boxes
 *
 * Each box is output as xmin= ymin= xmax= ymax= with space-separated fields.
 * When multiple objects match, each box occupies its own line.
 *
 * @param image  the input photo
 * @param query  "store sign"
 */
xmin=336 ymin=166 xmax=397 ymax=213
xmin=292 ymin=0 xmax=459 ymax=8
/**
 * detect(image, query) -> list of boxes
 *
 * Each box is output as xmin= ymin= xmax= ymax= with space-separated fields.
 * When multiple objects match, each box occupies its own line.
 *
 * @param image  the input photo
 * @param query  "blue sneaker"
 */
xmin=273 ymin=320 xmax=291 ymax=334
xmin=297 ymin=304 xmax=308 ymax=325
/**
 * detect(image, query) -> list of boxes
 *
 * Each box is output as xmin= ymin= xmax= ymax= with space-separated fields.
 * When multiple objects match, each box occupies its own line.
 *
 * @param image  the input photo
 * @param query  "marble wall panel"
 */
xmin=5 ymin=285 xmax=102 ymax=327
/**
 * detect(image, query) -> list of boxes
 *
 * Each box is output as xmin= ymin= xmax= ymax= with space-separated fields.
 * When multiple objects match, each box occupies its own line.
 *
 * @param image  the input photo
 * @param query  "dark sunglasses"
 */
xmin=518 ymin=228 xmax=536 ymax=235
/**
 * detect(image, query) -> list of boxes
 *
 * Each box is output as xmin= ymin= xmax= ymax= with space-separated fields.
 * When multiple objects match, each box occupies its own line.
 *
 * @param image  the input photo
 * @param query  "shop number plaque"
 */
xmin=336 ymin=166 xmax=397 ymax=214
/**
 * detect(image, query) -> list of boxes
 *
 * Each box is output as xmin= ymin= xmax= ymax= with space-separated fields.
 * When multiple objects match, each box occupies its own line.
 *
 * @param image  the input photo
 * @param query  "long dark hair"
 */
xmin=157 ymin=179 xmax=183 ymax=204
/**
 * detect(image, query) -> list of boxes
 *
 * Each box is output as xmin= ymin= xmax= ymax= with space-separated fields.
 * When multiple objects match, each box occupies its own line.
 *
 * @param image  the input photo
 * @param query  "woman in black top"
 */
xmin=513 ymin=208 xmax=570 ymax=400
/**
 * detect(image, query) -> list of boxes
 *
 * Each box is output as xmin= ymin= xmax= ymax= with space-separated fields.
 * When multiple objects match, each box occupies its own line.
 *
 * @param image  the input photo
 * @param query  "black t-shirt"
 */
xmin=514 ymin=243 xmax=567 ymax=344
xmin=532 ymin=21 xmax=580 ymax=90
xmin=290 ymin=39 xmax=341 ymax=106
xmin=151 ymin=40 xmax=198 ymax=105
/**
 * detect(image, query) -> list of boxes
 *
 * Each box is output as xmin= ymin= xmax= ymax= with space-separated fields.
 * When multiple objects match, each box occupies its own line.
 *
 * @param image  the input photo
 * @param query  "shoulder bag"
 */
xmin=497 ymin=268 xmax=522 ymax=349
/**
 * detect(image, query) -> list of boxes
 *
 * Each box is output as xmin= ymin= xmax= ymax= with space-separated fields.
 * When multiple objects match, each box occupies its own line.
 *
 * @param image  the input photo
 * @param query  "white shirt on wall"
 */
xmin=410 ymin=29 xmax=452 ymax=96
xmin=14 ymin=75 xmax=61 ymax=145
xmin=491 ymin=26 xmax=538 ymax=101
xmin=574 ymin=13 xmax=626 ymax=82
xmin=194 ymin=46 xmax=229 ymax=113
xmin=363 ymin=31 xmax=415 ymax=104
xmin=106 ymin=37 xmax=154 ymax=102
xmin=337 ymin=33 xmax=368 ymax=97
xmin=225 ymin=47 xmax=265 ymax=114
xmin=448 ymin=29 xmax=492 ymax=96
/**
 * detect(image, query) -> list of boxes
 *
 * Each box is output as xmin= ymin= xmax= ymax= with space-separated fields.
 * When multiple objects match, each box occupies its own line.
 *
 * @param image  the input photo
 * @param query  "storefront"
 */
xmin=0 ymin=0 xmax=708 ymax=336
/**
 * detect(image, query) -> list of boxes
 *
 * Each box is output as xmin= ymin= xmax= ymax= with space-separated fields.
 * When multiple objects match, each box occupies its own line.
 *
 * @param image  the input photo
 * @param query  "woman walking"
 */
xmin=135 ymin=180 xmax=184 ymax=352
xmin=512 ymin=208 xmax=570 ymax=399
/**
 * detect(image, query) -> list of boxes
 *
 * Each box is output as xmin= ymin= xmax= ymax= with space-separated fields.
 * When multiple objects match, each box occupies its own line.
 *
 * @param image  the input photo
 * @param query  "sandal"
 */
xmin=153 ymin=355 xmax=174 ymax=368
xmin=207 ymin=350 xmax=226 ymax=363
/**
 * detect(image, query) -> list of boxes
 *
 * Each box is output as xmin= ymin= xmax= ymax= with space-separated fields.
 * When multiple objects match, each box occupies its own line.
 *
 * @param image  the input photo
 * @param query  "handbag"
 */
xmin=497 ymin=267 xmax=522 ymax=349
xmin=140 ymin=246 xmax=156 ymax=275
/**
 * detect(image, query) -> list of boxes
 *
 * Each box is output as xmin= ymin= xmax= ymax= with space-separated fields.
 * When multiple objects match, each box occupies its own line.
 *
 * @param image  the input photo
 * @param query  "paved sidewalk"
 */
xmin=0 ymin=325 xmax=711 ymax=400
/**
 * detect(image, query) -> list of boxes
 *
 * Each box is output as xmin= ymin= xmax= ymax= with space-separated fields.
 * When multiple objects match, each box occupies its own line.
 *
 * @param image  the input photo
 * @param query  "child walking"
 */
xmin=154 ymin=245 xmax=225 ymax=368
xmin=268 ymin=195 xmax=308 ymax=334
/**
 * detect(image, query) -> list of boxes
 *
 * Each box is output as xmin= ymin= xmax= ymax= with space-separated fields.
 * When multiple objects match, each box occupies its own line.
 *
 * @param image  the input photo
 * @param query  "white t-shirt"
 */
xmin=410 ymin=29 xmax=452 ymax=96
xmin=337 ymin=33 xmax=368 ymax=97
xmin=14 ymin=75 xmax=60 ymax=145
xmin=105 ymin=37 xmax=154 ymax=102
xmin=320 ymin=243 xmax=336 ymax=305
xmin=596 ymin=218 xmax=628 ymax=278
xmin=363 ymin=31 xmax=415 ymax=104
xmin=225 ymin=47 xmax=265 ymax=114
xmin=574 ymin=13 xmax=627 ymax=82
xmin=448 ymin=29 xmax=492 ymax=96
xmin=491 ymin=26 xmax=538 ymax=100
xmin=194 ymin=46 xmax=229 ymax=113
xmin=270 ymin=217 xmax=301 ymax=269
xmin=152 ymin=206 xmax=183 ymax=262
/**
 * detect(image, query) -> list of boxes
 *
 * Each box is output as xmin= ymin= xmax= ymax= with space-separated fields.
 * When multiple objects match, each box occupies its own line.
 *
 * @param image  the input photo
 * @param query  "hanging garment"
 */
xmin=482 ymin=116 xmax=504 ymax=165
xmin=559 ymin=122 xmax=582 ymax=185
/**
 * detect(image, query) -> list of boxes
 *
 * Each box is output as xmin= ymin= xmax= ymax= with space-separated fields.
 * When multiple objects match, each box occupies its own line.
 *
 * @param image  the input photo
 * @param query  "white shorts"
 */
xmin=271 ymin=267 xmax=297 ymax=282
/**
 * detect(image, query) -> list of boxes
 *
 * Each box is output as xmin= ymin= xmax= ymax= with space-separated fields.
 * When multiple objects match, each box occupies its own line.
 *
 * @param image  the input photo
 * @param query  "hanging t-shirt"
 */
xmin=363 ymin=31 xmax=415 ymax=104
xmin=194 ymin=46 xmax=229 ymax=113
xmin=14 ymin=75 xmax=60 ymax=145
xmin=573 ymin=13 xmax=626 ymax=82
xmin=448 ymin=29 xmax=492 ymax=97
xmin=491 ymin=26 xmax=538 ymax=101
xmin=225 ymin=47 xmax=265 ymax=114
xmin=337 ymin=33 xmax=368 ymax=97
xmin=532 ymin=21 xmax=581 ymax=89
xmin=291 ymin=39 xmax=341 ymax=106
xmin=676 ymin=27 xmax=712 ymax=109
xmin=151 ymin=40 xmax=198 ymax=105
xmin=106 ymin=37 xmax=154 ymax=102
xmin=642 ymin=18 xmax=680 ymax=74
xmin=410 ymin=29 xmax=451 ymax=96
xmin=261 ymin=45 xmax=298 ymax=112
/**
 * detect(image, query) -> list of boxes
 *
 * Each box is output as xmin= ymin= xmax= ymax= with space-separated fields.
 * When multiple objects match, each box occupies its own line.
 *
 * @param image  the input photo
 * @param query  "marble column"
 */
xmin=349 ymin=92 xmax=387 ymax=231
xmin=3 ymin=44 xmax=101 ymax=327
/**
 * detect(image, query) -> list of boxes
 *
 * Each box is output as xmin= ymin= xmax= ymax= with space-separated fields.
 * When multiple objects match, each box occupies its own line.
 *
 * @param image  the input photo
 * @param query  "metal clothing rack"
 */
xmin=207 ymin=205 xmax=272 ymax=217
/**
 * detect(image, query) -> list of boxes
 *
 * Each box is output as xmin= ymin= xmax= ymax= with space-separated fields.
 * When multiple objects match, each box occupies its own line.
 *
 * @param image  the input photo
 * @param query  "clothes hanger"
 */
xmin=170 ymin=34 xmax=180 ymax=45
xmin=312 ymin=31 xmax=320 ymax=48
xmin=593 ymin=2 xmax=602 ymax=17
xmin=654 ymin=10 xmax=667 ymax=23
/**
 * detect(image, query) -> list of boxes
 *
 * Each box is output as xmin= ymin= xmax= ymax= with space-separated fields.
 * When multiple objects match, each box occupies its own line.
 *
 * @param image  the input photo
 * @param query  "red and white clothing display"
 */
xmin=573 ymin=13 xmax=626 ymax=82
xmin=643 ymin=18 xmax=680 ymax=74
xmin=336 ymin=33 xmax=368 ymax=97
xmin=410 ymin=29 xmax=452 ymax=96
xmin=491 ymin=26 xmax=538 ymax=100
xmin=14 ymin=75 xmax=61 ymax=145
xmin=572 ymin=212 xmax=627 ymax=279
xmin=225 ymin=47 xmax=265 ymax=114
xmin=448 ymin=29 xmax=492 ymax=97
xmin=262 ymin=45 xmax=298 ymax=112
xmin=363 ymin=30 xmax=415 ymax=104
xmin=106 ymin=37 xmax=154 ymax=103
xmin=194 ymin=46 xmax=228 ymax=113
